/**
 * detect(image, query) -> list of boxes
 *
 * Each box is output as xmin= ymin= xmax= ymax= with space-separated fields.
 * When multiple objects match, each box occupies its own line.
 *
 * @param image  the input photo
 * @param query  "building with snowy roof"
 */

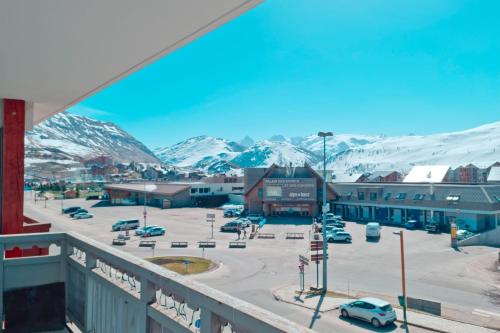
xmin=403 ymin=165 xmax=451 ymax=183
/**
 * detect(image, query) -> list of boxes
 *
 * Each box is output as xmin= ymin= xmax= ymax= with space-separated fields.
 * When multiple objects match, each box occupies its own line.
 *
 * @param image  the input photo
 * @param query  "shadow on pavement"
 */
xmin=339 ymin=316 xmax=398 ymax=332
xmin=308 ymin=293 xmax=325 ymax=329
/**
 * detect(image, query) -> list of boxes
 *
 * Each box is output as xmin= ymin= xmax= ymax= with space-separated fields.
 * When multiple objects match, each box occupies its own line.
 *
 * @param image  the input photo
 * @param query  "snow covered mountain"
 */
xmin=155 ymin=122 xmax=500 ymax=174
xmin=153 ymin=136 xmax=246 ymax=174
xmin=26 ymin=112 xmax=159 ymax=172
xmin=325 ymin=121 xmax=500 ymax=174
xmin=232 ymin=141 xmax=320 ymax=168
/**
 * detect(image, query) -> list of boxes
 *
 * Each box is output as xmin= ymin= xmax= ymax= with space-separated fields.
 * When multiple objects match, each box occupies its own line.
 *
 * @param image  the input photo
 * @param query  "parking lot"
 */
xmin=24 ymin=195 xmax=500 ymax=332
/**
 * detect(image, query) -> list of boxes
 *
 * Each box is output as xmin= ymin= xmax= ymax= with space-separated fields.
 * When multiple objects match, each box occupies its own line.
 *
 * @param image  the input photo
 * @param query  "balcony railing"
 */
xmin=0 ymin=232 xmax=313 ymax=333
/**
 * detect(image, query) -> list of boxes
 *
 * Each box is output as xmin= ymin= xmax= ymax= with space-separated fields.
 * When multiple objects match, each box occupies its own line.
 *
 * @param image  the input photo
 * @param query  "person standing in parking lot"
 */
xmin=243 ymin=227 xmax=247 ymax=240
xmin=237 ymin=225 xmax=241 ymax=240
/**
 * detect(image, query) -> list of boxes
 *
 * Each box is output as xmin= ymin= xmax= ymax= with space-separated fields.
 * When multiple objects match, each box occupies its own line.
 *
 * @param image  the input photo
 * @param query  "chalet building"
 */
xmin=331 ymin=182 xmax=500 ymax=233
xmin=363 ymin=171 xmax=403 ymax=183
xmin=105 ymin=183 xmax=191 ymax=208
xmin=488 ymin=166 xmax=500 ymax=183
xmin=244 ymin=164 xmax=337 ymax=217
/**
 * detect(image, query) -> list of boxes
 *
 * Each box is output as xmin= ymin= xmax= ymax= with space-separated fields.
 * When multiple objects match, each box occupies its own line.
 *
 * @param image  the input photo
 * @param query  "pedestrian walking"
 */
xmin=243 ymin=228 xmax=247 ymax=240
xmin=237 ymin=226 xmax=241 ymax=240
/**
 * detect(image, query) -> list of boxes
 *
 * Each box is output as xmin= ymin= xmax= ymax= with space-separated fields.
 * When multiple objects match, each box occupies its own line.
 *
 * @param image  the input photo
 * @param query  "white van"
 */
xmin=112 ymin=219 xmax=140 ymax=231
xmin=366 ymin=222 xmax=381 ymax=240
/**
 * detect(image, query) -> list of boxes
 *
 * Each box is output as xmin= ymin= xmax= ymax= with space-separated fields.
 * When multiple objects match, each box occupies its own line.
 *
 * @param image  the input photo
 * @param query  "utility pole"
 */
xmin=318 ymin=131 xmax=333 ymax=293
xmin=143 ymin=179 xmax=147 ymax=228
xmin=394 ymin=230 xmax=407 ymax=327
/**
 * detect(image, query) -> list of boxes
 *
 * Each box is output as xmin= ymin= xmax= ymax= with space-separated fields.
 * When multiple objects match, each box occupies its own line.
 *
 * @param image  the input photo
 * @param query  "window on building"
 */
xmin=369 ymin=192 xmax=378 ymax=201
xmin=357 ymin=192 xmax=365 ymax=200
xmin=232 ymin=186 xmax=244 ymax=191
xmin=203 ymin=188 xmax=210 ymax=193
xmin=347 ymin=191 xmax=353 ymax=199
xmin=384 ymin=192 xmax=392 ymax=200
xmin=414 ymin=193 xmax=425 ymax=200
xmin=446 ymin=194 xmax=461 ymax=202
xmin=191 ymin=188 xmax=197 ymax=194
xmin=395 ymin=193 xmax=406 ymax=200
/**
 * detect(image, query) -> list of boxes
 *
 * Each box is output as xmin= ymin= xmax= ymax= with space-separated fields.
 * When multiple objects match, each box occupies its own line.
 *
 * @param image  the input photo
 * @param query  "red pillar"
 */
xmin=2 ymin=99 xmax=25 ymax=235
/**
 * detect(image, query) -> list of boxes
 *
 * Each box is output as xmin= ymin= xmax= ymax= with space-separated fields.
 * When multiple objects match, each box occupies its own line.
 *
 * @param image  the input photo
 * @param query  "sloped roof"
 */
xmin=105 ymin=183 xmax=190 ymax=196
xmin=331 ymin=173 xmax=363 ymax=183
xmin=367 ymin=170 xmax=400 ymax=180
xmin=487 ymin=167 xmax=500 ymax=182
xmin=403 ymin=165 xmax=450 ymax=183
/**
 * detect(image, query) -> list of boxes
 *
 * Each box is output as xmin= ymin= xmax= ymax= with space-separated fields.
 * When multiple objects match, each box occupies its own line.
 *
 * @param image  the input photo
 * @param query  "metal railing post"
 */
xmin=200 ymin=307 xmax=222 ymax=333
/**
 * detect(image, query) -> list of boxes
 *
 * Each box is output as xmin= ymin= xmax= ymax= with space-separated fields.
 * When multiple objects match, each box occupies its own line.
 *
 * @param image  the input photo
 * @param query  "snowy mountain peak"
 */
xmin=26 ymin=112 xmax=159 ymax=174
xmin=154 ymin=121 xmax=500 ymax=175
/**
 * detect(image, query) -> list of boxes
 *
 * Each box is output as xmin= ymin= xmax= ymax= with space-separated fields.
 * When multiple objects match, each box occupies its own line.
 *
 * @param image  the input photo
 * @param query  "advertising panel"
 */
xmin=263 ymin=178 xmax=317 ymax=202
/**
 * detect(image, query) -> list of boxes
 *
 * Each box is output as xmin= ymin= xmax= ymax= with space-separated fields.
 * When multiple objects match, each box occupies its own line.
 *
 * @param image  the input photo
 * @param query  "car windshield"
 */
xmin=380 ymin=304 xmax=392 ymax=312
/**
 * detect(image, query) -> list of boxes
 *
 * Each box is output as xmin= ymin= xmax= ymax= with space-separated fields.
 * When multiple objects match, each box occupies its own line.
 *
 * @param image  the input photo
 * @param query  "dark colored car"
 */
xmin=70 ymin=208 xmax=88 ymax=218
xmin=62 ymin=206 xmax=81 ymax=214
xmin=405 ymin=220 xmax=418 ymax=230
xmin=425 ymin=223 xmax=440 ymax=233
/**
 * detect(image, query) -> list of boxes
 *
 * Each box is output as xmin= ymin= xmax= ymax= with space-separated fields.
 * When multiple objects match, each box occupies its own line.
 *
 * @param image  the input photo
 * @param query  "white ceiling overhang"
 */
xmin=0 ymin=0 xmax=262 ymax=127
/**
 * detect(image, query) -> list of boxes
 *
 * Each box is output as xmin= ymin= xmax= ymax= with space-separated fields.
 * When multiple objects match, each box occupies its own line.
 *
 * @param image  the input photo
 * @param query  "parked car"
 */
xmin=235 ymin=218 xmax=251 ymax=228
xmin=425 ymin=222 xmax=440 ymax=233
xmin=316 ymin=224 xmax=343 ymax=233
xmin=69 ymin=208 xmax=88 ymax=218
xmin=142 ymin=226 xmax=166 ymax=237
xmin=326 ymin=230 xmax=352 ymax=243
xmin=73 ymin=212 xmax=93 ymax=219
xmin=405 ymin=220 xmax=418 ymax=230
xmin=326 ymin=220 xmax=345 ymax=228
xmin=456 ymin=229 xmax=474 ymax=241
xmin=135 ymin=225 xmax=160 ymax=236
xmin=220 ymin=221 xmax=244 ymax=232
xmin=366 ymin=222 xmax=381 ymax=240
xmin=62 ymin=206 xmax=81 ymax=214
xmin=247 ymin=214 xmax=263 ymax=223
xmin=340 ymin=297 xmax=397 ymax=327
xmin=112 ymin=219 xmax=140 ymax=231
xmin=223 ymin=209 xmax=240 ymax=218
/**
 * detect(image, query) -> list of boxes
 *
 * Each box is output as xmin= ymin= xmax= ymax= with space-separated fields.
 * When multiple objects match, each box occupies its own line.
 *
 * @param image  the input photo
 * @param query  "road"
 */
xmin=24 ymin=195 xmax=499 ymax=332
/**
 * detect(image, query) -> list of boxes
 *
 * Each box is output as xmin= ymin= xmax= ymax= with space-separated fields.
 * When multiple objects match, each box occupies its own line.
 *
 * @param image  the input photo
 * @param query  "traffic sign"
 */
xmin=310 ymin=240 xmax=326 ymax=251
xmin=311 ymin=253 xmax=329 ymax=262
xmin=206 ymin=213 xmax=216 ymax=219
xmin=299 ymin=255 xmax=310 ymax=265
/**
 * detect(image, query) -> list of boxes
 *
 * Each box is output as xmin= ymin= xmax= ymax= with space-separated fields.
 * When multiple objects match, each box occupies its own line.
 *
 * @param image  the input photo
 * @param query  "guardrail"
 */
xmin=139 ymin=240 xmax=156 ymax=248
xmin=286 ymin=233 xmax=304 ymax=240
xmin=229 ymin=242 xmax=246 ymax=249
xmin=257 ymin=233 xmax=275 ymax=239
xmin=171 ymin=241 xmax=188 ymax=248
xmin=0 ymin=232 xmax=312 ymax=333
xmin=198 ymin=241 xmax=216 ymax=248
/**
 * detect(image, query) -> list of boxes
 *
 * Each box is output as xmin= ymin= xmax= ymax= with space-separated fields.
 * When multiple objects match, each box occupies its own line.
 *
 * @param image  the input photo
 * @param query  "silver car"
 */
xmin=340 ymin=297 xmax=396 ymax=327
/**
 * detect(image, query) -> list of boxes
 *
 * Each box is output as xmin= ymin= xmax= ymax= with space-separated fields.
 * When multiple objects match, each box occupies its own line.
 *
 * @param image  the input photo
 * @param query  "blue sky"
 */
xmin=70 ymin=0 xmax=500 ymax=148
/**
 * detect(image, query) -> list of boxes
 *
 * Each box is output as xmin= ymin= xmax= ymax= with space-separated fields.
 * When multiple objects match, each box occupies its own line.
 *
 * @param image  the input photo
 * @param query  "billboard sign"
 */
xmin=263 ymin=178 xmax=317 ymax=202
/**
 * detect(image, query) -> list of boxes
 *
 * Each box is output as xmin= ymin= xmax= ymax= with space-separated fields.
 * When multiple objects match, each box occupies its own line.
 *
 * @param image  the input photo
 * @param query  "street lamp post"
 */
xmin=394 ymin=230 xmax=408 ymax=327
xmin=318 ymin=131 xmax=333 ymax=293
xmin=143 ymin=180 xmax=147 ymax=228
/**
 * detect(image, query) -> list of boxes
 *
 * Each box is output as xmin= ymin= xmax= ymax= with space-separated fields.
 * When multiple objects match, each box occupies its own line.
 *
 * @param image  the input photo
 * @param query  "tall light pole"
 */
xmin=394 ymin=230 xmax=407 ymax=327
xmin=318 ymin=131 xmax=333 ymax=293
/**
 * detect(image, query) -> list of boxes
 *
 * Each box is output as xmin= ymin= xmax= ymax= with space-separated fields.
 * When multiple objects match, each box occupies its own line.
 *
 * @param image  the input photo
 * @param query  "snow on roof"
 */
xmin=487 ymin=166 xmax=500 ymax=182
xmin=331 ymin=173 xmax=363 ymax=183
xmin=403 ymin=165 xmax=450 ymax=183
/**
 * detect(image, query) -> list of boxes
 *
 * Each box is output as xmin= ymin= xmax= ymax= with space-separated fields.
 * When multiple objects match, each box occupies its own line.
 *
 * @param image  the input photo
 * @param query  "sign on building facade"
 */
xmin=263 ymin=178 xmax=317 ymax=202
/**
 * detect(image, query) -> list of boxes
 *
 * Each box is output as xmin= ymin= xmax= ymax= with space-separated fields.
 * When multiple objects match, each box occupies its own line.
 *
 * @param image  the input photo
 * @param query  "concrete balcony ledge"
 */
xmin=0 ymin=231 xmax=313 ymax=333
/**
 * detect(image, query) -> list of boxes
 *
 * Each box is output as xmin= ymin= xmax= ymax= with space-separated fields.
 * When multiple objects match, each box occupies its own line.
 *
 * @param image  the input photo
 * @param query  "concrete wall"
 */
xmin=458 ymin=226 xmax=500 ymax=247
